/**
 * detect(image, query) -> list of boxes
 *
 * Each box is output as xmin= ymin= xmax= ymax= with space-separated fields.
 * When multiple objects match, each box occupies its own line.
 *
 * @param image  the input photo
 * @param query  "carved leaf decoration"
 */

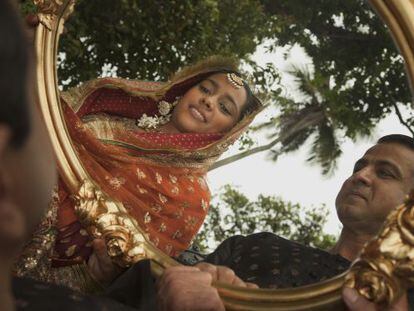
xmin=73 ymin=181 xmax=107 ymax=226
xmin=380 ymin=230 xmax=414 ymax=260
xmin=95 ymin=213 xmax=147 ymax=267
xmin=346 ymin=199 xmax=414 ymax=307
xmin=33 ymin=0 xmax=75 ymax=30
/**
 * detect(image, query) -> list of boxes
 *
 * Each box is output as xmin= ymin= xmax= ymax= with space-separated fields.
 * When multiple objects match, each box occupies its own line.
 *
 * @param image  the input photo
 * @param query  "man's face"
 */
xmin=171 ymin=73 xmax=247 ymax=133
xmin=335 ymin=143 xmax=414 ymax=235
xmin=0 ymin=102 xmax=57 ymax=252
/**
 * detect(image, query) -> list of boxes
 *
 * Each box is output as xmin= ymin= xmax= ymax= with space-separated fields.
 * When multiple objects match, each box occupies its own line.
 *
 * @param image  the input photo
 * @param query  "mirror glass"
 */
xmin=56 ymin=0 xmax=413 ymax=289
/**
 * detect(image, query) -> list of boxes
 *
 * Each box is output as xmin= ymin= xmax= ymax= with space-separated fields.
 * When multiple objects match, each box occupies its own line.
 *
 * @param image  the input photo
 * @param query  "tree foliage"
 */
xmin=261 ymin=0 xmax=414 ymax=167
xmin=214 ymin=0 xmax=414 ymax=174
xmin=55 ymin=0 xmax=279 ymax=90
xmin=24 ymin=0 xmax=413 ymax=171
xmin=193 ymin=185 xmax=336 ymax=252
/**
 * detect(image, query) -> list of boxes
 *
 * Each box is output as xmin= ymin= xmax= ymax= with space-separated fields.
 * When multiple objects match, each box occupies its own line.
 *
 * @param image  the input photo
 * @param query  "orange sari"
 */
xmin=51 ymin=69 xmax=261 ymax=267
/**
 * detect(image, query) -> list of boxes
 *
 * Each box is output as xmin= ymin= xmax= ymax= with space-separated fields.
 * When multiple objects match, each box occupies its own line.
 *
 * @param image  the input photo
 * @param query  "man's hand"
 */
xmin=156 ymin=266 xmax=225 ymax=311
xmin=342 ymin=287 xmax=408 ymax=311
xmin=195 ymin=262 xmax=258 ymax=288
xmin=87 ymin=239 xmax=124 ymax=285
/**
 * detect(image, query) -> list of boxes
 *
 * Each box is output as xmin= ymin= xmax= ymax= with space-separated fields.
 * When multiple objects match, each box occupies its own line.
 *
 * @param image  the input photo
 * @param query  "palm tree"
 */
xmin=211 ymin=65 xmax=344 ymax=175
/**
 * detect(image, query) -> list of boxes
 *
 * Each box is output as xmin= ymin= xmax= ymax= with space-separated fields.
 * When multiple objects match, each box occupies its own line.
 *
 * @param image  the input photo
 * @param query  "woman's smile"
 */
xmin=189 ymin=105 xmax=207 ymax=123
xmin=169 ymin=73 xmax=248 ymax=133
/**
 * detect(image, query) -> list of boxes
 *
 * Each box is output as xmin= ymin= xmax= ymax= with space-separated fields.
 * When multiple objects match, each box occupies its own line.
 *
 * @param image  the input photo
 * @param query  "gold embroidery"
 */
xmin=172 ymin=230 xmax=183 ymax=240
xmin=187 ymin=175 xmax=195 ymax=182
xmin=187 ymin=186 xmax=195 ymax=193
xmin=158 ymin=193 xmax=168 ymax=204
xmin=159 ymin=223 xmax=167 ymax=232
xmin=82 ymin=114 xmax=134 ymax=140
xmin=171 ymin=186 xmax=179 ymax=195
xmin=185 ymin=216 xmax=198 ymax=230
xmin=74 ymin=121 xmax=86 ymax=132
xmin=155 ymin=172 xmax=163 ymax=184
xmin=169 ymin=174 xmax=178 ymax=184
xmin=65 ymin=245 xmax=77 ymax=257
xmin=151 ymin=204 xmax=163 ymax=213
xmin=106 ymin=176 xmax=126 ymax=190
xmin=144 ymin=212 xmax=151 ymax=224
xmin=181 ymin=202 xmax=190 ymax=209
xmin=174 ymin=209 xmax=183 ymax=219
xmin=136 ymin=168 xmax=146 ymax=179
xmin=136 ymin=185 xmax=148 ymax=194
xmin=152 ymin=237 xmax=159 ymax=247
xmin=201 ymin=199 xmax=208 ymax=211
xmin=79 ymin=229 xmax=88 ymax=236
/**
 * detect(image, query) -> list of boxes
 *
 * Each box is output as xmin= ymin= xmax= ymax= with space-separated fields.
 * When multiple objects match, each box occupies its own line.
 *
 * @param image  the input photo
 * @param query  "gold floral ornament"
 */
xmin=72 ymin=181 xmax=147 ymax=267
xmin=34 ymin=0 xmax=75 ymax=31
xmin=345 ymin=190 xmax=414 ymax=307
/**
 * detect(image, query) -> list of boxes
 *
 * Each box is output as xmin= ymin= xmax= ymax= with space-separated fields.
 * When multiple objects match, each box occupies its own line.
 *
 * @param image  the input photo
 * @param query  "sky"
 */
xmin=207 ymin=43 xmax=412 ymax=237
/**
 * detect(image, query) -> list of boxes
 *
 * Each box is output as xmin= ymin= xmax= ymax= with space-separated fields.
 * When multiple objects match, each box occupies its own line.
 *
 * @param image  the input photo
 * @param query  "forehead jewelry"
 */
xmin=227 ymin=73 xmax=244 ymax=89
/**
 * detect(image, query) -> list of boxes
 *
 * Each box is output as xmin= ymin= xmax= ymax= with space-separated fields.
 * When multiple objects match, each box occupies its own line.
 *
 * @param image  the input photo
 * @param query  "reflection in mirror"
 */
xmin=23 ymin=0 xmax=414 ymax=294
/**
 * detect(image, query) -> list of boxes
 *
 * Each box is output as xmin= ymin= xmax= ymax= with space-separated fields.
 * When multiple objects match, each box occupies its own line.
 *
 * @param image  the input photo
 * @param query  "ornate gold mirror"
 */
xmin=32 ymin=0 xmax=414 ymax=309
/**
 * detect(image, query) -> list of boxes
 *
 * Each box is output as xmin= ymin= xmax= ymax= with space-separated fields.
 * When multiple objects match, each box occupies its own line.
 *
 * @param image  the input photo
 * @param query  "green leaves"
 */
xmin=57 ymin=0 xmax=272 ymax=88
xmin=193 ymin=185 xmax=336 ymax=252
xmin=24 ymin=0 xmax=414 ymax=174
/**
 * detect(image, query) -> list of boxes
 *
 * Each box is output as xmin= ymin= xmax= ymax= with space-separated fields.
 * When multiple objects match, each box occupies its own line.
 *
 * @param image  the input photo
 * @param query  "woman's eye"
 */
xmin=220 ymin=102 xmax=231 ymax=115
xmin=200 ymin=85 xmax=210 ymax=94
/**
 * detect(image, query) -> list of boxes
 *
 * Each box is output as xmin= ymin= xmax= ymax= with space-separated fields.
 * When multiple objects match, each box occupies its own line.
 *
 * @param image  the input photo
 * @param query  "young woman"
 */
xmin=16 ymin=57 xmax=262 ymax=290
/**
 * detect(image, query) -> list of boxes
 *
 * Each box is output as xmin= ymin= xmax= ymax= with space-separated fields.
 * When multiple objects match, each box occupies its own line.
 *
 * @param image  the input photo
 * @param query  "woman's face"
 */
xmin=170 ymin=73 xmax=247 ymax=133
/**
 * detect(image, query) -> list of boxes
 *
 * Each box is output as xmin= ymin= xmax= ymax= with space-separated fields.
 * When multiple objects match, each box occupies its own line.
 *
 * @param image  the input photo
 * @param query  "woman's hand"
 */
xmin=195 ymin=262 xmax=258 ymax=288
xmin=87 ymin=238 xmax=124 ymax=286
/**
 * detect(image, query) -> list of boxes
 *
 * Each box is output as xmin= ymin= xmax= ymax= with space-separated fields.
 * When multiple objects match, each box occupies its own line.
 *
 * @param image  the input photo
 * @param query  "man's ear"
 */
xmin=0 ymin=125 xmax=11 ymax=157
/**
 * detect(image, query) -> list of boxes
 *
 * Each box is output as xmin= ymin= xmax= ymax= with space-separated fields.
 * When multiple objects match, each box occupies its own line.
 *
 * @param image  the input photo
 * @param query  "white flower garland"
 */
xmin=136 ymin=99 xmax=178 ymax=130
xmin=136 ymin=113 xmax=171 ymax=129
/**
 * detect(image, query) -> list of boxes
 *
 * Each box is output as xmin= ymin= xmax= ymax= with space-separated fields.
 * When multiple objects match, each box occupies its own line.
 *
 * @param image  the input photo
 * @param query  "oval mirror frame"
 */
xmin=33 ymin=0 xmax=414 ymax=309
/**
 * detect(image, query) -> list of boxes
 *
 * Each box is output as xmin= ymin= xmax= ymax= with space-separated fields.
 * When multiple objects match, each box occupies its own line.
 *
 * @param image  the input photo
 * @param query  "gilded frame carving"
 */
xmin=33 ymin=0 xmax=414 ymax=309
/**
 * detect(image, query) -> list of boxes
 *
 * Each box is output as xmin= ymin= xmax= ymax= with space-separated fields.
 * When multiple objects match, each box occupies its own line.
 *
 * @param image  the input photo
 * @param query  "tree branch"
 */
xmin=209 ymin=137 xmax=283 ymax=171
xmin=392 ymin=102 xmax=414 ymax=136
xmin=209 ymin=110 xmax=325 ymax=171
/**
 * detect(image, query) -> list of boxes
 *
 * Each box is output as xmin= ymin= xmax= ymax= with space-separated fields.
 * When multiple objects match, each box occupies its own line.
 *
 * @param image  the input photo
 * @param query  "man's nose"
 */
xmin=352 ymin=167 xmax=373 ymax=186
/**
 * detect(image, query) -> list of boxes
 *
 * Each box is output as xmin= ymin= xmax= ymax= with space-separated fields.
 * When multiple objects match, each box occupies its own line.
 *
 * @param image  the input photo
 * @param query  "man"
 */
xmin=0 ymin=1 xmax=57 ymax=309
xmin=332 ymin=134 xmax=414 ymax=261
xmin=157 ymin=134 xmax=414 ymax=310
xmin=0 ymin=2 xmax=154 ymax=310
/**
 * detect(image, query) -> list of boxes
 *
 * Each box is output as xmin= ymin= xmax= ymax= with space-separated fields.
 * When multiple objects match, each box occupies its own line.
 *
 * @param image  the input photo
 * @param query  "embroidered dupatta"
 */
xmin=52 ymin=66 xmax=262 ymax=266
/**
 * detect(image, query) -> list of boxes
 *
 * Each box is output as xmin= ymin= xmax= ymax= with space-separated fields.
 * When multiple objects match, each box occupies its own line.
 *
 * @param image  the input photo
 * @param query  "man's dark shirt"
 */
xmin=204 ymin=232 xmax=351 ymax=288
